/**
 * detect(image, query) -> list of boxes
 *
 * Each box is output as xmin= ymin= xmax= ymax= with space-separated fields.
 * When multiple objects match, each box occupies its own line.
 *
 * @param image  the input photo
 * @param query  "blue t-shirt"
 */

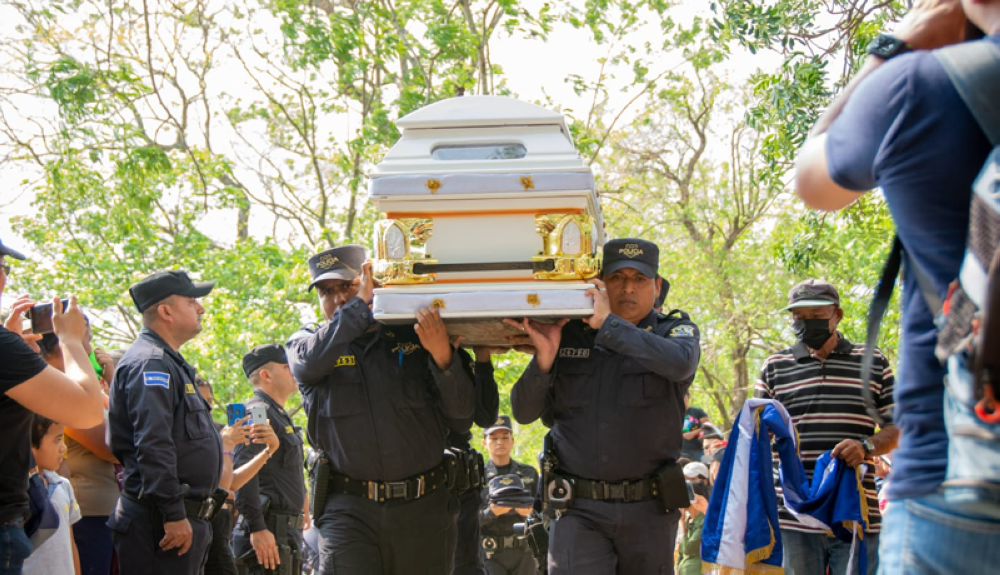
xmin=825 ymin=35 xmax=998 ymax=500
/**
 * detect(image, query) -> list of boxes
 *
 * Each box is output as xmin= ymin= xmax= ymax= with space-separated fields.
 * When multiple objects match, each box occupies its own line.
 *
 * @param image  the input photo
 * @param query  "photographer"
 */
xmin=794 ymin=0 xmax=1000 ymax=570
xmin=0 ymin=237 xmax=104 ymax=574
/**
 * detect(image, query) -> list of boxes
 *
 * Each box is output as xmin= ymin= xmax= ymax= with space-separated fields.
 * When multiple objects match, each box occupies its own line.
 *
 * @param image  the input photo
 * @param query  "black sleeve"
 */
xmin=473 ymin=361 xmax=500 ymax=429
xmin=0 ymin=327 xmax=49 ymax=394
xmin=121 ymin=359 xmax=186 ymax=521
xmin=234 ymin=439 xmax=267 ymax=532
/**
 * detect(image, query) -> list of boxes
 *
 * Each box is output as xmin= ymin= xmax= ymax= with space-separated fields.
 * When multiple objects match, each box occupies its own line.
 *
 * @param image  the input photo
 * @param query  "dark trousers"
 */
xmin=204 ymin=508 xmax=238 ymax=575
xmin=453 ymin=488 xmax=488 ymax=575
xmin=547 ymin=498 xmax=679 ymax=575
xmin=74 ymin=515 xmax=115 ymax=575
xmin=0 ymin=522 xmax=32 ymax=575
xmin=316 ymin=487 xmax=456 ymax=575
xmin=108 ymin=497 xmax=213 ymax=575
xmin=485 ymin=547 xmax=538 ymax=575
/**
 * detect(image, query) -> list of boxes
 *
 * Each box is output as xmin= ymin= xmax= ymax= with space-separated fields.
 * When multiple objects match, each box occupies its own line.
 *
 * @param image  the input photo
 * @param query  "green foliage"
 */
xmin=1 ymin=0 xmax=908 ymax=460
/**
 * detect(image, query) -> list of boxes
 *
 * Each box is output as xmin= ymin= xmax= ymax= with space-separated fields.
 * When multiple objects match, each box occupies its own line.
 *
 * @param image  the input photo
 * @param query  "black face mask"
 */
xmin=792 ymin=319 xmax=833 ymax=350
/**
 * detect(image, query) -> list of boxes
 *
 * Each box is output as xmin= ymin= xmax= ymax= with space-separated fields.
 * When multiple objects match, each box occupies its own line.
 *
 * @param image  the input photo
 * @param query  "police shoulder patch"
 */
xmin=185 ymin=383 xmax=196 ymax=394
xmin=669 ymin=325 xmax=695 ymax=338
xmin=143 ymin=371 xmax=170 ymax=388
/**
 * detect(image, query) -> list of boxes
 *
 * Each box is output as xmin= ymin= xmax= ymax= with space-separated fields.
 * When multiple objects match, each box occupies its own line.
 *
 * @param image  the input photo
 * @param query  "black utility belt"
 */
xmin=446 ymin=446 xmax=486 ymax=494
xmin=482 ymin=534 xmax=526 ymax=551
xmin=122 ymin=491 xmax=219 ymax=521
xmin=329 ymin=462 xmax=449 ymax=503
xmin=265 ymin=507 xmax=304 ymax=531
xmin=570 ymin=475 xmax=658 ymax=503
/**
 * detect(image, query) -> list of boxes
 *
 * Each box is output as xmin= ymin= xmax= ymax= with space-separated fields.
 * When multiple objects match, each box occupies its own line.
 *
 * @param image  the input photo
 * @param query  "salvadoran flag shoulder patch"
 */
xmin=143 ymin=371 xmax=170 ymax=388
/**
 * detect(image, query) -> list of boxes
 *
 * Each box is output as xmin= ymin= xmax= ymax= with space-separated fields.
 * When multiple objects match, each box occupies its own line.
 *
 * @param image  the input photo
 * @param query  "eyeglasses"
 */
xmin=1 ymin=264 xmax=9 ymax=276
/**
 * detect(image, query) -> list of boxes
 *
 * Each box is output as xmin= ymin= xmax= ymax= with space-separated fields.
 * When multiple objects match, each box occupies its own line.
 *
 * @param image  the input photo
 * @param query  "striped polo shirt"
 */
xmin=754 ymin=335 xmax=894 ymax=534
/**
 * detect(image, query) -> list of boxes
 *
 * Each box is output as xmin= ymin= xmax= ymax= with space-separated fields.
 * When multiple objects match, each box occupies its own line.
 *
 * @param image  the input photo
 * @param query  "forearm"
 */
xmin=236 ymin=474 xmax=267 ymax=532
xmin=231 ymin=449 xmax=271 ymax=491
xmin=57 ymin=340 xmax=105 ymax=426
xmin=219 ymin=452 xmax=235 ymax=491
xmin=598 ymin=315 xmax=700 ymax=380
xmin=870 ymin=425 xmax=900 ymax=456
xmin=287 ymin=301 xmax=374 ymax=385
xmin=473 ymin=362 xmax=500 ymax=429
xmin=65 ymin=422 xmax=117 ymax=463
xmin=511 ymin=360 xmax=553 ymax=425
xmin=431 ymin=357 xmax=475 ymax=421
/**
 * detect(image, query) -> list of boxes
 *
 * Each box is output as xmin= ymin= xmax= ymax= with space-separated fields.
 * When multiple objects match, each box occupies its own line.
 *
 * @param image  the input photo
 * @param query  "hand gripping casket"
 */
xmin=368 ymin=96 xmax=604 ymax=346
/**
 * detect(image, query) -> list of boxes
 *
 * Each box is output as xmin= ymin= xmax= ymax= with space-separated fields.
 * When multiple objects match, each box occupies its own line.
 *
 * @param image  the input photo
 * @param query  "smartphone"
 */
xmin=686 ymin=481 xmax=696 ymax=504
xmin=249 ymin=404 xmax=268 ymax=425
xmin=226 ymin=403 xmax=246 ymax=426
xmin=27 ymin=299 xmax=69 ymax=335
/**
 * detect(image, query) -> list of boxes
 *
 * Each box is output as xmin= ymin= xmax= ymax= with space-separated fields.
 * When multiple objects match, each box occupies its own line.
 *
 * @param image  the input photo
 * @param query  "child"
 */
xmin=23 ymin=415 xmax=81 ymax=575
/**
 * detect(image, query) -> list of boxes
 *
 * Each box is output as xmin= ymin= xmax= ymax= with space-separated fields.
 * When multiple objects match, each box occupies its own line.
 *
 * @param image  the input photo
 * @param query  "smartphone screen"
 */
xmin=226 ymin=403 xmax=246 ymax=426
xmin=27 ymin=299 xmax=70 ymax=335
xmin=686 ymin=481 xmax=696 ymax=504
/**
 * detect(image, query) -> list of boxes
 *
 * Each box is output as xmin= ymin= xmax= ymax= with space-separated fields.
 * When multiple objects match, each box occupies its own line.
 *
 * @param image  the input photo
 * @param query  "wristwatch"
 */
xmin=867 ymin=34 xmax=911 ymax=60
xmin=861 ymin=438 xmax=876 ymax=456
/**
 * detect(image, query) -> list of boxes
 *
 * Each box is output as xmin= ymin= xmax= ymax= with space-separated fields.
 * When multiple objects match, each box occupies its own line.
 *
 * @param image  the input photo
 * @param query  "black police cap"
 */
xmin=484 ymin=414 xmax=513 ymax=435
xmin=602 ymin=238 xmax=659 ymax=279
xmin=242 ymin=344 xmax=288 ymax=378
xmin=308 ymin=245 xmax=366 ymax=291
xmin=129 ymin=270 xmax=214 ymax=313
xmin=0 ymin=235 xmax=26 ymax=261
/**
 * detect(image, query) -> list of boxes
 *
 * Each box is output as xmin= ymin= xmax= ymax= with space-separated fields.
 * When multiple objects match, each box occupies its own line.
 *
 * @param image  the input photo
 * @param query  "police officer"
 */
xmin=108 ymin=271 xmax=223 ymax=574
xmin=510 ymin=239 xmax=701 ymax=575
xmin=286 ymin=245 xmax=475 ymax=575
xmin=481 ymin=415 xmax=540 ymax=575
xmin=481 ymin=474 xmax=538 ymax=575
xmin=451 ymin=348 xmax=501 ymax=575
xmin=233 ymin=344 xmax=307 ymax=575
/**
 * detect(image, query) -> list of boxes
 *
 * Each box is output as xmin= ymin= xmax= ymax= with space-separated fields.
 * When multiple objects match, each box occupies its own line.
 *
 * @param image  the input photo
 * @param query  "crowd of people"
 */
xmin=1 ymin=0 xmax=998 ymax=574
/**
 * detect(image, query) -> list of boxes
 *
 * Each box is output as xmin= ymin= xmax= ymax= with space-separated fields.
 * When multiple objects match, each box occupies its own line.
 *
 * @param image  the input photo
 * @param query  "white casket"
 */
xmin=368 ymin=96 xmax=604 ymax=346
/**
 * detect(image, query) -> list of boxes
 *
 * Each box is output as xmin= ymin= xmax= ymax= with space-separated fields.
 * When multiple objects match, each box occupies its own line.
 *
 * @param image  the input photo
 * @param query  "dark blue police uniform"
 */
xmin=287 ymin=246 xmax=475 ymax=575
xmin=233 ymin=389 xmax=307 ymax=574
xmin=481 ymin=460 xmax=540 ymax=575
xmin=511 ymin=239 xmax=701 ymax=575
xmin=108 ymin=328 xmax=223 ymax=574
xmin=450 ymin=356 xmax=500 ymax=575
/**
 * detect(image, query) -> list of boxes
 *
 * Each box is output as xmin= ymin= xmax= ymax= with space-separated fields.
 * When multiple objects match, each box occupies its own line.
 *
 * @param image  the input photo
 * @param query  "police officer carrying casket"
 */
xmin=480 ymin=415 xmax=540 ymax=575
xmin=509 ymin=239 xmax=701 ymax=575
xmin=286 ymin=245 xmax=475 ymax=575
xmin=233 ymin=344 xmax=307 ymax=575
xmin=108 ymin=271 xmax=225 ymax=575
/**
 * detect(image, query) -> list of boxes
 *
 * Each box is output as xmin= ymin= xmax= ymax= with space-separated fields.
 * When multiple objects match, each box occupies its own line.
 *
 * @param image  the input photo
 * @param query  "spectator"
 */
xmin=675 ymin=482 xmax=711 ymax=575
xmin=38 ymin=331 xmax=121 ymax=575
xmin=755 ymin=280 xmax=897 ymax=575
xmin=23 ymin=415 xmax=82 ymax=575
xmin=699 ymin=425 xmax=726 ymax=465
xmin=0 ymin=236 xmax=104 ymax=574
xmin=681 ymin=393 xmax=711 ymax=461
xmin=794 ymin=0 xmax=1000 ymax=570
xmin=683 ymin=462 xmax=712 ymax=490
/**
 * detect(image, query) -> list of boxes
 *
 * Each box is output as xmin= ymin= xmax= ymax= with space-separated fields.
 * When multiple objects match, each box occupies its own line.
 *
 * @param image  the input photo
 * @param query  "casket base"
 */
xmin=373 ymin=282 xmax=594 ymax=347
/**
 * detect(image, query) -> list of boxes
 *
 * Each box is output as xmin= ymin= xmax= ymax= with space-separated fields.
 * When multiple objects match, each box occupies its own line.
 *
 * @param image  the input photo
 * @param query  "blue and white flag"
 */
xmin=701 ymin=398 xmax=869 ymax=575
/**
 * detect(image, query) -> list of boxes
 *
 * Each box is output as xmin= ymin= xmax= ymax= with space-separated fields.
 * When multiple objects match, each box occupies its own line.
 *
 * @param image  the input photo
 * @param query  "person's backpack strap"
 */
xmin=935 ymin=41 xmax=1000 ymax=146
xmin=860 ymin=236 xmax=943 ymax=425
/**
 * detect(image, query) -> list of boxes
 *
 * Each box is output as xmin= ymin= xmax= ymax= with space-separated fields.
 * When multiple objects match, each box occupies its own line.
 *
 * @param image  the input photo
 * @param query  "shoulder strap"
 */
xmin=860 ymin=236 xmax=944 ymax=425
xmin=934 ymin=41 xmax=1000 ymax=145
